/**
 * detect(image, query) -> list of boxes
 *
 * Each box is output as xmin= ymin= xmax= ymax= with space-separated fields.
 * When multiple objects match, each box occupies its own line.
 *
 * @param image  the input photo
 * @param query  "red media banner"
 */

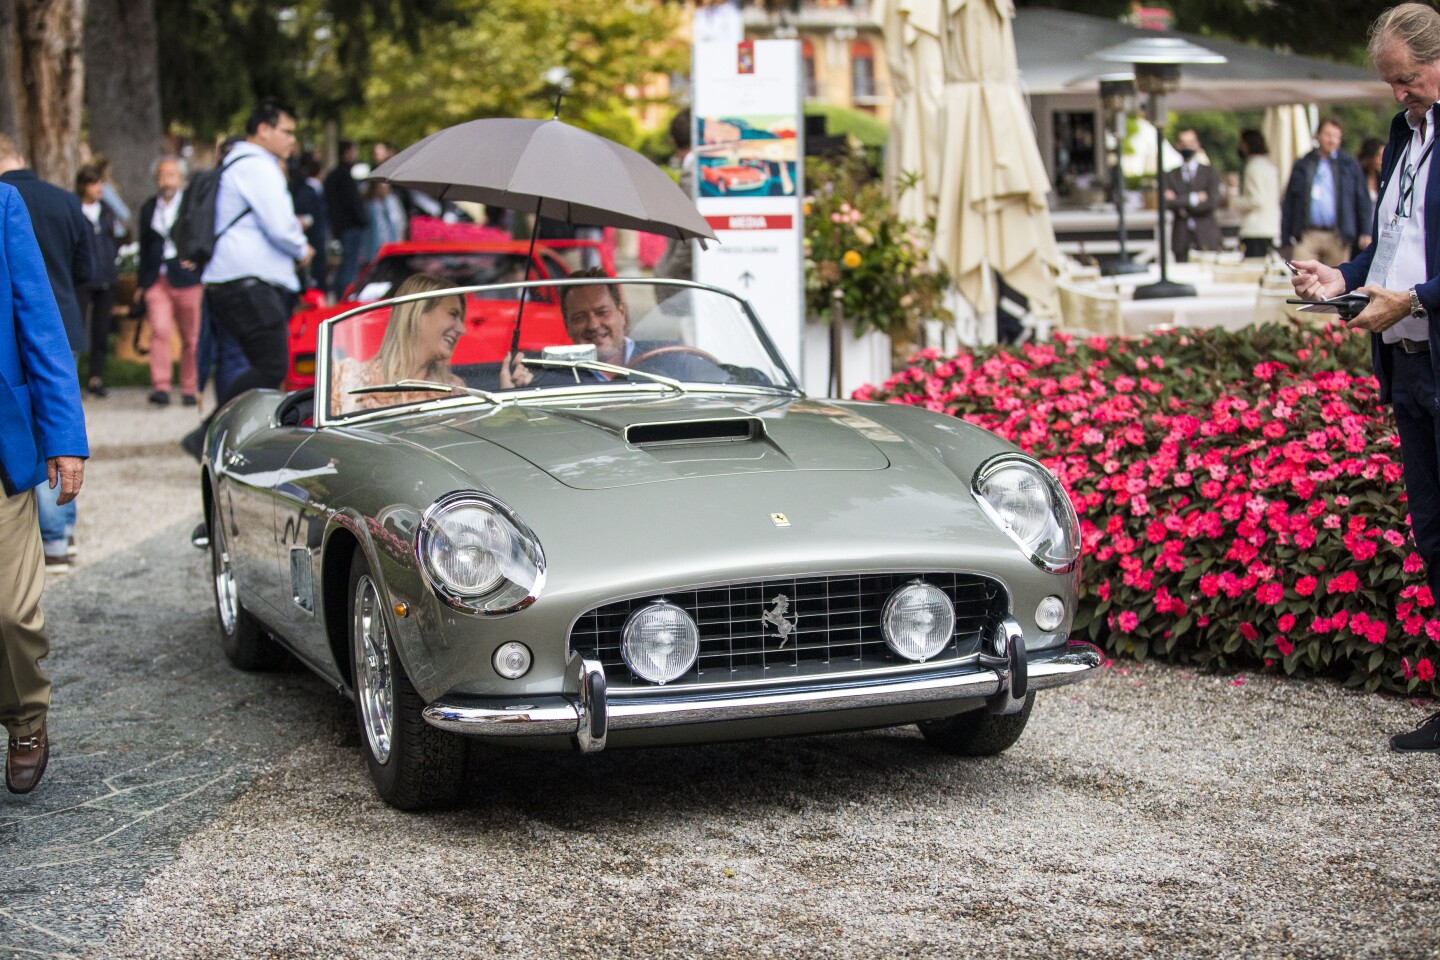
xmin=705 ymin=214 xmax=795 ymax=231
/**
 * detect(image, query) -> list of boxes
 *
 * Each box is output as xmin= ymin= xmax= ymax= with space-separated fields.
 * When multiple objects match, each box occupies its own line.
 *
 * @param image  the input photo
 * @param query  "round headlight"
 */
xmin=882 ymin=581 xmax=956 ymax=662
xmin=417 ymin=492 xmax=545 ymax=614
xmin=493 ymin=641 xmax=533 ymax=679
xmin=973 ymin=455 xmax=1081 ymax=572
xmin=422 ymin=503 xmax=511 ymax=595
xmin=621 ymin=600 xmax=700 ymax=684
xmin=1036 ymin=595 xmax=1066 ymax=632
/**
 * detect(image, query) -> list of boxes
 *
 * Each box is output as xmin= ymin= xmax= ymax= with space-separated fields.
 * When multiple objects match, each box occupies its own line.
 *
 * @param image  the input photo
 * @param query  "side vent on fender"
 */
xmin=625 ymin=417 xmax=765 ymax=446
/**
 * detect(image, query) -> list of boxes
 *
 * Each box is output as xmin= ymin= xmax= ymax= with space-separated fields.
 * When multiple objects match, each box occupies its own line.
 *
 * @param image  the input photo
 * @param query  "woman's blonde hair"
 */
xmin=374 ymin=273 xmax=463 ymax=383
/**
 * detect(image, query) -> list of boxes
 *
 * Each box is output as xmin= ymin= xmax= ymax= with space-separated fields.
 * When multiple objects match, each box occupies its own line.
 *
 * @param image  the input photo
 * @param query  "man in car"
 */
xmin=500 ymin=268 xmax=722 ymax=387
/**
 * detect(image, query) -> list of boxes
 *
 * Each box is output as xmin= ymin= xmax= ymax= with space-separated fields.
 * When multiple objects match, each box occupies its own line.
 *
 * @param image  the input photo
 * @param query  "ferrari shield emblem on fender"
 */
xmin=762 ymin=594 xmax=798 ymax=648
xmin=770 ymin=513 xmax=790 ymax=527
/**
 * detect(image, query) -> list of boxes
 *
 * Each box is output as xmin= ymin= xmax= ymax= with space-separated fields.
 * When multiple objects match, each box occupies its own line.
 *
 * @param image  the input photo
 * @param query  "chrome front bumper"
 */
xmin=422 ymin=620 xmax=1104 ymax=753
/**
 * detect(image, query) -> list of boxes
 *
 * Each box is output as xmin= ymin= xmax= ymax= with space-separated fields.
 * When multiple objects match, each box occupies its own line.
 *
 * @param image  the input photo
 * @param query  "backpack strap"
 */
xmin=215 ymin=152 xmax=262 ymax=240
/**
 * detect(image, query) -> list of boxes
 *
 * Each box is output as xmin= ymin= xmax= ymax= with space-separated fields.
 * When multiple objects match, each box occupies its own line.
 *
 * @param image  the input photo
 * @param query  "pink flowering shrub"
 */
xmin=859 ymin=322 xmax=1439 ymax=696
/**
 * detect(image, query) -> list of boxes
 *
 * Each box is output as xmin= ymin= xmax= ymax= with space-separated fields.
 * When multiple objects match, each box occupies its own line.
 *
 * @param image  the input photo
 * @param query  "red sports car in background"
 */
xmin=286 ymin=239 xmax=614 ymax=390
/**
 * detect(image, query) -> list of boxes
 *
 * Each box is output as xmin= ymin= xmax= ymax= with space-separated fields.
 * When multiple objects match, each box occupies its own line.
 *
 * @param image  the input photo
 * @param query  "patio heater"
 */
xmin=1096 ymin=37 xmax=1226 ymax=300
xmin=1097 ymin=74 xmax=1146 ymax=277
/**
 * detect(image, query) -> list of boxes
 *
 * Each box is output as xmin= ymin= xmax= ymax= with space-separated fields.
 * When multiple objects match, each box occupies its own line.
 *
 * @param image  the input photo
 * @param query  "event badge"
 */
xmin=1370 ymin=220 xmax=1404 ymax=288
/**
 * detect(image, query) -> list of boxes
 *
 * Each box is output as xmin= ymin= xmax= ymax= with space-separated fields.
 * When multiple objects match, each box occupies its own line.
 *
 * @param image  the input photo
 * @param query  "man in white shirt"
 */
xmin=195 ymin=98 xmax=313 ymax=436
xmin=1293 ymin=2 xmax=1440 ymax=753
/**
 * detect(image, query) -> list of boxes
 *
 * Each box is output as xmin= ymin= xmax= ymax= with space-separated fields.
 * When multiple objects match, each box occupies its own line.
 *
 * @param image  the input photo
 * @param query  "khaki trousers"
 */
xmin=1293 ymin=229 xmax=1350 ymax=268
xmin=0 ymin=487 xmax=50 ymax=737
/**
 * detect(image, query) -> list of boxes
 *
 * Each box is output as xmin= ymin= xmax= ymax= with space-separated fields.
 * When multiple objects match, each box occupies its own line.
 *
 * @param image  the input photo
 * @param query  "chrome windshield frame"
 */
xmin=315 ymin=277 xmax=803 ymax=429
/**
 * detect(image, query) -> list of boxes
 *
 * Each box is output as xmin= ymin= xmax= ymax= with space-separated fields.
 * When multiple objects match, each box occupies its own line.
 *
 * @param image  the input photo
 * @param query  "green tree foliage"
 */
xmin=341 ymin=0 xmax=684 ymax=149
xmin=155 ymin=0 xmax=463 ymax=139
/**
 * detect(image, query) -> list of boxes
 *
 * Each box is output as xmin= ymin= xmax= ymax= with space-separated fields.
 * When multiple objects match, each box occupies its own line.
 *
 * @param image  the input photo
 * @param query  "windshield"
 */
xmin=348 ymin=251 xmax=544 ymax=303
xmin=321 ymin=278 xmax=798 ymax=421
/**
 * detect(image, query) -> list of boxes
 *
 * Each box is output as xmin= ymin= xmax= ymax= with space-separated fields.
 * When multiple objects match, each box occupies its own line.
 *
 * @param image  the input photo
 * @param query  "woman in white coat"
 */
xmin=1232 ymin=129 xmax=1281 ymax=259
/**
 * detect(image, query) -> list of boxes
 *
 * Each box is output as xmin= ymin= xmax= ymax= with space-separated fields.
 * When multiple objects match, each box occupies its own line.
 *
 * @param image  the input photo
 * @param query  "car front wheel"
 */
xmin=348 ymin=550 xmax=467 ymax=810
xmin=917 ymin=693 xmax=1035 ymax=756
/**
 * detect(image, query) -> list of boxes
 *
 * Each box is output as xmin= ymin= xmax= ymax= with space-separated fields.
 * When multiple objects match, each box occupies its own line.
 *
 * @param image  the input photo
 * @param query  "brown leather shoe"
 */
xmin=7 ymin=723 xmax=48 ymax=794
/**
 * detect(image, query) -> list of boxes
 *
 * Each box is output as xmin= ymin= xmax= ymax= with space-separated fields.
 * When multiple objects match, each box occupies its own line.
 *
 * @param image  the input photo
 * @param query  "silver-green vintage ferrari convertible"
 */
xmin=198 ymin=275 xmax=1100 ymax=809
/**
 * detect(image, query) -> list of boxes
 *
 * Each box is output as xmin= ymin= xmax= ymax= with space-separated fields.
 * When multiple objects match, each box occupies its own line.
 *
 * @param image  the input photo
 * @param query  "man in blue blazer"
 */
xmin=0 ymin=178 xmax=88 ymax=794
xmin=1293 ymin=2 xmax=1440 ymax=753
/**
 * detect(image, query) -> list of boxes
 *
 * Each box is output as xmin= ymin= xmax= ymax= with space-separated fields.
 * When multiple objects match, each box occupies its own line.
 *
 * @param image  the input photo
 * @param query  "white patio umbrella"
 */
xmin=877 ymin=0 xmax=946 ymax=226
xmin=1263 ymin=103 xmax=1317 ymax=192
xmin=933 ymin=0 xmax=1060 ymax=328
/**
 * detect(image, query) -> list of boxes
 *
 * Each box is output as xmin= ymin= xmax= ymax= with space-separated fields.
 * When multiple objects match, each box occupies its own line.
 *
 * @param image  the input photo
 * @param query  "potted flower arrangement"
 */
xmin=804 ymin=157 xmax=949 ymax=396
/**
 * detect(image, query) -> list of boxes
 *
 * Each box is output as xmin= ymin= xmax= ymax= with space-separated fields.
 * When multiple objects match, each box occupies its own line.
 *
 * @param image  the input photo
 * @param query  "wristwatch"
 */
xmin=1412 ymin=287 xmax=1430 ymax=322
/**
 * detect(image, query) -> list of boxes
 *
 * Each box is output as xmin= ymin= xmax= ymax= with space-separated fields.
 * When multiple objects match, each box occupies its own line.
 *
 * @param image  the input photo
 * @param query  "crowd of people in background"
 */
xmin=1171 ymin=114 xmax=1386 ymax=268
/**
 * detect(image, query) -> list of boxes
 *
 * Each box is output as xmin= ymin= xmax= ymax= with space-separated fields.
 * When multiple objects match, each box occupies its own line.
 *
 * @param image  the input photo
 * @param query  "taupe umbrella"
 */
xmin=369 ymin=116 xmax=717 ymax=353
xmin=369 ymin=117 xmax=717 ymax=242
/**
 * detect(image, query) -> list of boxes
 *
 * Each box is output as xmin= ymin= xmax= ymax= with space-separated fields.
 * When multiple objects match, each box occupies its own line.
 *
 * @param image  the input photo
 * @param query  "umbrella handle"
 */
xmin=510 ymin=196 xmax=546 ymax=358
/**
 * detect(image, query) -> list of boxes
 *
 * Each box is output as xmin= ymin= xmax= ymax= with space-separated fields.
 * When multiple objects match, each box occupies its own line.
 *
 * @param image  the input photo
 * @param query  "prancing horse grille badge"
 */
xmin=762 ymin=594 xmax=798 ymax=648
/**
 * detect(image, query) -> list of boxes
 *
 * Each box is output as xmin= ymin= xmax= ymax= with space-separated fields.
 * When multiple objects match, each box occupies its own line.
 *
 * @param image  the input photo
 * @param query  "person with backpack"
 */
xmin=181 ymin=98 xmax=312 ymax=460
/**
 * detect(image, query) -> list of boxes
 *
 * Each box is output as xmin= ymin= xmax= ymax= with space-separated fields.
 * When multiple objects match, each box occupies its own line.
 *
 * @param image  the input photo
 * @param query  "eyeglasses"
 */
xmin=1399 ymin=163 xmax=1417 ymax=218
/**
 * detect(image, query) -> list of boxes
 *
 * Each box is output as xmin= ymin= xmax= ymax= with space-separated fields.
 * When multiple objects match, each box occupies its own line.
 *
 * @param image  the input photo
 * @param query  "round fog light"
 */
xmin=493 ymin=641 xmax=533 ymax=679
xmin=621 ymin=600 xmax=699 ymax=684
xmin=1035 ymin=595 xmax=1065 ymax=632
xmin=882 ymin=581 xmax=956 ymax=662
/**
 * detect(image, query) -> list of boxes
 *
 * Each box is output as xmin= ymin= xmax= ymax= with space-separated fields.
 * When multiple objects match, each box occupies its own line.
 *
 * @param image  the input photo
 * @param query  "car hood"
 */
xmin=428 ymin=394 xmax=899 ymax=489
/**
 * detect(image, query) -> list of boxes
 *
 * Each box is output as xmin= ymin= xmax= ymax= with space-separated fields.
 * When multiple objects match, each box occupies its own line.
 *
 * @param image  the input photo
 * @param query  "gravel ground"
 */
xmin=36 ymin=388 xmax=1440 ymax=960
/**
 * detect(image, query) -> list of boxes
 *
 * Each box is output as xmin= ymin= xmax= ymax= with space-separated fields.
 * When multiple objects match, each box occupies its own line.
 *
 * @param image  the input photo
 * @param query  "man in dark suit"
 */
xmin=0 ymin=135 xmax=94 ymax=574
xmin=0 ymin=176 xmax=88 ymax=793
xmin=136 ymin=156 xmax=204 ymax=406
xmin=1161 ymin=129 xmax=1223 ymax=262
xmin=1280 ymin=117 xmax=1373 ymax=266
xmin=1292 ymin=2 xmax=1440 ymax=753
xmin=324 ymin=140 xmax=367 ymax=300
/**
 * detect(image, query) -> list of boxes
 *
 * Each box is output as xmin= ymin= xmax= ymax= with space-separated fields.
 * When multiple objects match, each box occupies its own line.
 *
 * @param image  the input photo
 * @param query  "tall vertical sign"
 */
xmin=692 ymin=40 xmax=805 ymax=377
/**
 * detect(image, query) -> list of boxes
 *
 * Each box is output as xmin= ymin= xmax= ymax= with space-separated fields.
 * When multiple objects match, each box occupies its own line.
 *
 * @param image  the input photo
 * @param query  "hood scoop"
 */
xmin=625 ymin=417 xmax=764 ymax=446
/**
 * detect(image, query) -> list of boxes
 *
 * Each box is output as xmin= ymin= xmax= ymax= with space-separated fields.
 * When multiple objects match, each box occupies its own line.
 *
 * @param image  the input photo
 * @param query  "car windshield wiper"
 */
xmin=519 ymin=358 xmax=687 ymax=394
xmin=348 ymin=379 xmax=507 ymax=405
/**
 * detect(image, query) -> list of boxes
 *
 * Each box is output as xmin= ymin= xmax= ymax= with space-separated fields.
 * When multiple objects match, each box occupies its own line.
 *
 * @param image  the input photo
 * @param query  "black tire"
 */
xmin=918 ymin=693 xmax=1035 ymax=756
xmin=209 ymin=495 xmax=286 ymax=671
xmin=348 ymin=550 xmax=467 ymax=810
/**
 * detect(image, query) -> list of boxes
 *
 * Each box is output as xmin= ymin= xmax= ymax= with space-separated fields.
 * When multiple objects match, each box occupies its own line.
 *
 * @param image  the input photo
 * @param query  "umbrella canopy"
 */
xmin=1263 ymin=103 xmax=1318 ymax=193
xmin=877 ymin=0 xmax=946 ymax=226
xmin=369 ymin=118 xmax=717 ymax=242
xmin=931 ymin=0 xmax=1059 ymax=325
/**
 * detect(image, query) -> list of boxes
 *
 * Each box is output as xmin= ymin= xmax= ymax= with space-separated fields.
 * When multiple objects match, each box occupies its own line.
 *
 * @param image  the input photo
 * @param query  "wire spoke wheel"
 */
xmin=353 ymin=574 xmax=395 ymax=764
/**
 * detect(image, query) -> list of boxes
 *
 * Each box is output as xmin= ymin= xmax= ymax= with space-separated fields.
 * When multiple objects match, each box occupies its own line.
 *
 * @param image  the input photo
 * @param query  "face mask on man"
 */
xmin=1179 ymin=148 xmax=1197 ymax=161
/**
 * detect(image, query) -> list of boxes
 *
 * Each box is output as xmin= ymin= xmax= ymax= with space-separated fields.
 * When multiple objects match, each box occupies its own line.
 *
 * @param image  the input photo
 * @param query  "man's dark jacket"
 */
xmin=1281 ymin=148 xmax=1373 ymax=247
xmin=0 ymin=169 xmax=93 ymax=354
xmin=136 ymin=193 xmax=202 ymax=290
xmin=323 ymin=163 xmax=367 ymax=235
xmin=1340 ymin=109 xmax=1440 ymax=406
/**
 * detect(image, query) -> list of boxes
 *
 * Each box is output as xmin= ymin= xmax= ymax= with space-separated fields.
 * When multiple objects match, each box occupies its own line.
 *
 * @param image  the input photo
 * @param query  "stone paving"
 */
xmin=0 ymin=521 xmax=337 ymax=959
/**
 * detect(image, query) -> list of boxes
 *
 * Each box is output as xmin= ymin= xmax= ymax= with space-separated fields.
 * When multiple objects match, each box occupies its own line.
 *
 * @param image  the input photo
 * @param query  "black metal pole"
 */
xmin=1132 ymin=92 xmax=1195 ymax=300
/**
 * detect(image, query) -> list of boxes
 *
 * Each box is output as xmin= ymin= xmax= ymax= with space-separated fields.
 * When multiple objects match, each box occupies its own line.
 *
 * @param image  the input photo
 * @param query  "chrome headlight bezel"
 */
xmin=415 ymin=491 xmax=546 ymax=615
xmin=972 ymin=454 xmax=1081 ymax=574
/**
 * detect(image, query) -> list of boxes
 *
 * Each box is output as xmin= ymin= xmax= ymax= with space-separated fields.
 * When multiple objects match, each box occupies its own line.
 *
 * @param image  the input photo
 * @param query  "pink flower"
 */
xmin=1327 ymin=571 xmax=1361 ymax=595
xmin=1275 ymin=636 xmax=1294 ymax=656
xmin=1118 ymin=611 xmax=1139 ymax=632
xmin=1295 ymin=576 xmax=1317 ymax=597
xmin=1256 ymin=582 xmax=1283 ymax=605
xmin=1420 ymin=659 xmax=1436 ymax=682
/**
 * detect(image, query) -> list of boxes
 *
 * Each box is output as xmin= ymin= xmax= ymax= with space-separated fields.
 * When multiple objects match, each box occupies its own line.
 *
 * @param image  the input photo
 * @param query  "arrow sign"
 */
xmin=738 ymin=270 xmax=755 ymax=288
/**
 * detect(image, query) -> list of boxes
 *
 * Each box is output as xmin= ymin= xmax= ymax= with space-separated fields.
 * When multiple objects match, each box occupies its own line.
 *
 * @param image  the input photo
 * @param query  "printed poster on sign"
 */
xmin=692 ymin=39 xmax=804 ymax=376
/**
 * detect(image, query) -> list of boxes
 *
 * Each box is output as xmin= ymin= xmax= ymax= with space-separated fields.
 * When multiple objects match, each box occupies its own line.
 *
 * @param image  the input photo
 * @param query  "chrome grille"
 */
xmin=569 ymin=572 xmax=1004 ymax=687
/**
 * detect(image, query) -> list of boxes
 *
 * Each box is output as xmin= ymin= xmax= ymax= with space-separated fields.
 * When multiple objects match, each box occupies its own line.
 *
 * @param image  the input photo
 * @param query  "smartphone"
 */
xmin=1284 ymin=260 xmax=1301 ymax=276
